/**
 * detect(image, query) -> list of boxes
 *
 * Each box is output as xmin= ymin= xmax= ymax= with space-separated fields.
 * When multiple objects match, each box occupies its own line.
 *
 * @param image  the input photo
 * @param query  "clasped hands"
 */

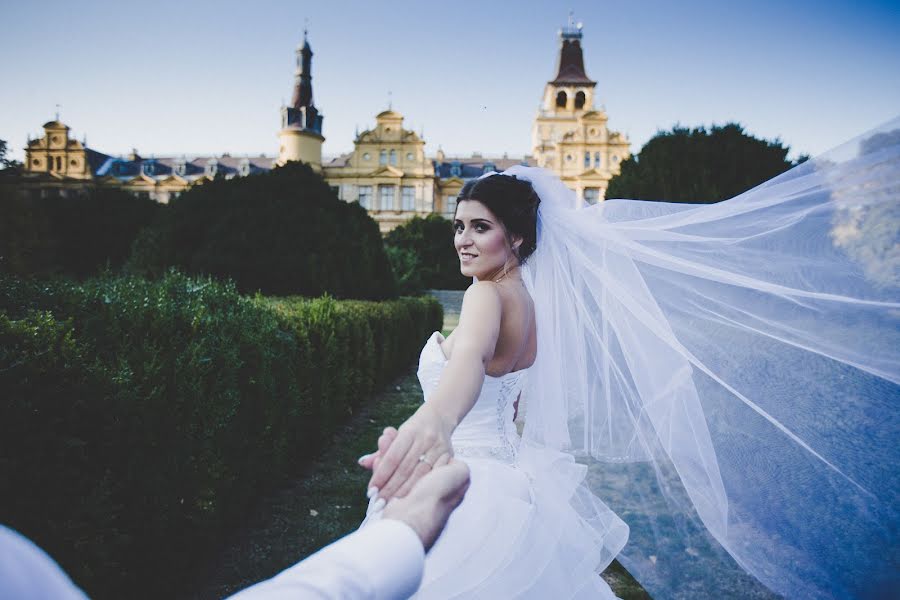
xmin=357 ymin=403 xmax=463 ymax=550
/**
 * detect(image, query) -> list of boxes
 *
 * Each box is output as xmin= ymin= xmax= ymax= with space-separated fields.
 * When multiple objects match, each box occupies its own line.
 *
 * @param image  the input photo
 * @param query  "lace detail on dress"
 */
xmin=416 ymin=331 xmax=528 ymax=465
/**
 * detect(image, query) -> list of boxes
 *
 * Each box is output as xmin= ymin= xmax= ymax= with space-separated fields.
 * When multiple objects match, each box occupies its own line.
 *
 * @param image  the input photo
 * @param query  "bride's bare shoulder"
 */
xmin=458 ymin=281 xmax=503 ymax=326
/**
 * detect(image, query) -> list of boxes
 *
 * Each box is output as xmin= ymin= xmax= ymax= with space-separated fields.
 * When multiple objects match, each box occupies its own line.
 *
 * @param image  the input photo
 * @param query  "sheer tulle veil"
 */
xmin=493 ymin=117 xmax=899 ymax=599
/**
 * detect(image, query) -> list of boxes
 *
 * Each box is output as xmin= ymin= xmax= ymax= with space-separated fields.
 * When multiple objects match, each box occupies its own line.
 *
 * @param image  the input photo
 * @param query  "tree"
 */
xmin=0 ymin=186 xmax=160 ymax=277
xmin=384 ymin=214 xmax=469 ymax=291
xmin=606 ymin=123 xmax=808 ymax=203
xmin=0 ymin=139 xmax=23 ymax=171
xmin=128 ymin=161 xmax=397 ymax=299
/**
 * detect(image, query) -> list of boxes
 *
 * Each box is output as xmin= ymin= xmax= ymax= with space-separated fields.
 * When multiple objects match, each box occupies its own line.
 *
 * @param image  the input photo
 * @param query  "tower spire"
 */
xmin=551 ymin=16 xmax=594 ymax=86
xmin=282 ymin=29 xmax=323 ymax=135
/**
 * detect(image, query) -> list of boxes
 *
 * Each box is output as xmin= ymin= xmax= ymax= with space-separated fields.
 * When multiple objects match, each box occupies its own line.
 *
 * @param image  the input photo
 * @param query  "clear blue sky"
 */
xmin=2 ymin=0 xmax=898 ymax=163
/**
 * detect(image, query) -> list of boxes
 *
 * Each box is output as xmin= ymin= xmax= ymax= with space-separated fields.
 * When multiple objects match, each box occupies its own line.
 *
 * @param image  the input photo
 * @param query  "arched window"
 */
xmin=574 ymin=91 xmax=586 ymax=109
xmin=584 ymin=152 xmax=591 ymax=168
xmin=450 ymin=161 xmax=461 ymax=177
xmin=594 ymin=152 xmax=601 ymax=167
xmin=379 ymin=150 xmax=387 ymax=165
xmin=389 ymin=149 xmax=397 ymax=166
xmin=555 ymin=91 xmax=567 ymax=108
xmin=54 ymin=156 xmax=62 ymax=171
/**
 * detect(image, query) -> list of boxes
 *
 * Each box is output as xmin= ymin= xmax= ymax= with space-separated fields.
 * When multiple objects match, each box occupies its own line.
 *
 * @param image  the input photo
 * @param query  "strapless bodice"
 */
xmin=416 ymin=331 xmax=528 ymax=463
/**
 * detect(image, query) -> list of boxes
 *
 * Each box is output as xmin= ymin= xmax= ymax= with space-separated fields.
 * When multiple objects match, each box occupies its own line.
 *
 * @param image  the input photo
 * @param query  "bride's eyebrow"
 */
xmin=471 ymin=218 xmax=494 ymax=225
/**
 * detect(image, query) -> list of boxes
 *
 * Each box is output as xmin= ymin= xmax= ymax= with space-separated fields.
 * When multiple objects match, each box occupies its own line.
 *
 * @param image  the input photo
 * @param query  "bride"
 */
xmin=359 ymin=119 xmax=899 ymax=599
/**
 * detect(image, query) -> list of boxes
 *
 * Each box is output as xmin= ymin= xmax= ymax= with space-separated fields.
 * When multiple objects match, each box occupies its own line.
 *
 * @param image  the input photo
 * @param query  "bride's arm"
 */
xmin=367 ymin=282 xmax=502 ymax=502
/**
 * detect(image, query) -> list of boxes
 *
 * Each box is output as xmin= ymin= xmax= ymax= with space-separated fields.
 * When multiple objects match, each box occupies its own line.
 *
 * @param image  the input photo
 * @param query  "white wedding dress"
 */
xmin=359 ymin=331 xmax=629 ymax=599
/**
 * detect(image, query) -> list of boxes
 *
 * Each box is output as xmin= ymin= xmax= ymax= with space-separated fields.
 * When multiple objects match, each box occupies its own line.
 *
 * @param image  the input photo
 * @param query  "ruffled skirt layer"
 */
xmin=360 ymin=446 xmax=629 ymax=599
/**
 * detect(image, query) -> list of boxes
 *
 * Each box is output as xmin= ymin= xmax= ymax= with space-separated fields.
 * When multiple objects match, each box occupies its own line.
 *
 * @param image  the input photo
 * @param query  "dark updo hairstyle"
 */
xmin=455 ymin=174 xmax=541 ymax=264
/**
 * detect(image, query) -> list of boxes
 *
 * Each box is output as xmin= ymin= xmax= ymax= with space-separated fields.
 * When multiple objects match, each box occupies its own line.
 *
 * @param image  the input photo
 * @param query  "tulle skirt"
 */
xmin=360 ymin=450 xmax=629 ymax=599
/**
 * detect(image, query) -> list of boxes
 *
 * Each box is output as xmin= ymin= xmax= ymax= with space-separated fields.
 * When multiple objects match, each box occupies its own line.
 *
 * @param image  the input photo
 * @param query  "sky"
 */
xmin=2 ymin=0 xmax=899 ymax=163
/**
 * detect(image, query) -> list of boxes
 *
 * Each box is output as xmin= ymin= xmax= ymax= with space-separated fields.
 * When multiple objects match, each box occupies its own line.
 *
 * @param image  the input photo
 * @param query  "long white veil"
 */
xmin=504 ymin=117 xmax=899 ymax=599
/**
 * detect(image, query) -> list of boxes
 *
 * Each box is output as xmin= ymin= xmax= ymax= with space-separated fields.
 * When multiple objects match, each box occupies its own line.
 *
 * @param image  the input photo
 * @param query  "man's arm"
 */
xmin=228 ymin=519 xmax=424 ymax=600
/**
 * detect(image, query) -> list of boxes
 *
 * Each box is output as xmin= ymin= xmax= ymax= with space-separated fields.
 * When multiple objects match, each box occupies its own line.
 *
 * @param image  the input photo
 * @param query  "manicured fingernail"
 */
xmin=367 ymin=486 xmax=379 ymax=499
xmin=358 ymin=454 xmax=372 ymax=465
xmin=372 ymin=498 xmax=386 ymax=511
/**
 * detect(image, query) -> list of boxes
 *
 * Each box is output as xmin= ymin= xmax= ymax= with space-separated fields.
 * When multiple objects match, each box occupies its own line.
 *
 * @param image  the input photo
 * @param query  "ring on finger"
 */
xmin=418 ymin=454 xmax=435 ymax=467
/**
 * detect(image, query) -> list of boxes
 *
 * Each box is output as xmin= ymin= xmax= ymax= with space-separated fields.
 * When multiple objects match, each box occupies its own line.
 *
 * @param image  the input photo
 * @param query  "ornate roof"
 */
xmin=550 ymin=25 xmax=596 ymax=86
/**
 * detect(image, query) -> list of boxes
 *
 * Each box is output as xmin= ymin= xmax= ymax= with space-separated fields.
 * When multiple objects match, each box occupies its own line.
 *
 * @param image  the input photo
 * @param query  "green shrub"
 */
xmin=0 ymin=271 xmax=441 ymax=598
xmin=0 ymin=186 xmax=161 ymax=277
xmin=384 ymin=214 xmax=469 ymax=290
xmin=127 ymin=162 xmax=398 ymax=299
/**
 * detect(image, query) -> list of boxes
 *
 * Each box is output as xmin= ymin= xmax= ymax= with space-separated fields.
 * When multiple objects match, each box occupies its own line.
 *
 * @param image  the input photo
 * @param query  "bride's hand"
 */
xmin=367 ymin=403 xmax=454 ymax=502
xmin=357 ymin=427 xmax=398 ymax=471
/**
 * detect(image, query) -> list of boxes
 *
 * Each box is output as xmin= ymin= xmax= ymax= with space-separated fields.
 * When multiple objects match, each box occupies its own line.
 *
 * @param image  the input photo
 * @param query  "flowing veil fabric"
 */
xmin=499 ymin=117 xmax=899 ymax=599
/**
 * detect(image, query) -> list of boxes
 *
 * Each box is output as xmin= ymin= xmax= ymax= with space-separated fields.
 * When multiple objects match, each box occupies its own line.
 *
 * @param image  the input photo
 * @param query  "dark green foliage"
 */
xmin=0 ymin=271 xmax=441 ymax=599
xmin=128 ymin=161 xmax=397 ymax=299
xmin=0 ymin=186 xmax=160 ymax=277
xmin=385 ymin=245 xmax=425 ymax=295
xmin=606 ymin=123 xmax=808 ymax=203
xmin=384 ymin=214 xmax=469 ymax=291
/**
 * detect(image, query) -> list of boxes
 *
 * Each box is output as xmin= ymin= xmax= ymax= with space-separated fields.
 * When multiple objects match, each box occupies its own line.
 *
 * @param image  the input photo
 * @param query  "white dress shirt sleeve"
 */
xmin=229 ymin=518 xmax=425 ymax=600
xmin=0 ymin=525 xmax=89 ymax=600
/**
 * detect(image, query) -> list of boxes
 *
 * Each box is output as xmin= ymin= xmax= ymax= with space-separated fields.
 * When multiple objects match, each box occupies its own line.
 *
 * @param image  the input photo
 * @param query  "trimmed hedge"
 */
xmin=0 ymin=271 xmax=441 ymax=599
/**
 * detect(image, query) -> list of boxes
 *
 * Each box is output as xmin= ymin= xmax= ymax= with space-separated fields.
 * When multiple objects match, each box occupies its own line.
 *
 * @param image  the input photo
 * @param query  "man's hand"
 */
xmin=382 ymin=458 xmax=470 ymax=552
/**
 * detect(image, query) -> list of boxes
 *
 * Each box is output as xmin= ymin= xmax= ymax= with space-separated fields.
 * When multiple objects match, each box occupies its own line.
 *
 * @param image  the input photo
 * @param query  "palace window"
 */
xmin=401 ymin=186 xmax=415 ymax=211
xmin=584 ymin=188 xmax=600 ymax=205
xmin=379 ymin=185 xmax=395 ymax=211
xmin=556 ymin=91 xmax=567 ymax=108
xmin=379 ymin=150 xmax=387 ymax=165
xmin=390 ymin=149 xmax=397 ymax=166
xmin=445 ymin=195 xmax=457 ymax=216
xmin=575 ymin=91 xmax=586 ymax=109
xmin=406 ymin=152 xmax=414 ymax=161
xmin=54 ymin=156 xmax=62 ymax=171
xmin=584 ymin=152 xmax=591 ymax=169
xmin=174 ymin=160 xmax=187 ymax=176
xmin=594 ymin=152 xmax=601 ymax=167
xmin=206 ymin=159 xmax=218 ymax=178
xmin=612 ymin=155 xmax=620 ymax=164
xmin=358 ymin=185 xmax=373 ymax=209
xmin=363 ymin=152 xmax=371 ymax=160
xmin=143 ymin=161 xmax=157 ymax=176
xmin=239 ymin=158 xmax=251 ymax=177
xmin=450 ymin=161 xmax=461 ymax=177
xmin=483 ymin=162 xmax=496 ymax=174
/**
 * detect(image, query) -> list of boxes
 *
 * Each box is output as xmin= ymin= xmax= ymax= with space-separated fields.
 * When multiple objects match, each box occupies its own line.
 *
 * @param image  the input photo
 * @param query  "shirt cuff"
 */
xmin=349 ymin=519 xmax=425 ymax=600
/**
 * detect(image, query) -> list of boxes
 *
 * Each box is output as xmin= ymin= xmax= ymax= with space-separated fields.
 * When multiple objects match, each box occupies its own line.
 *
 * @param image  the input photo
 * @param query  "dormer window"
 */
xmin=389 ymin=149 xmax=397 ymax=166
xmin=143 ymin=161 xmax=157 ymax=176
xmin=238 ymin=158 xmax=251 ymax=177
xmin=206 ymin=158 xmax=218 ymax=178
xmin=450 ymin=161 xmax=461 ymax=177
xmin=379 ymin=150 xmax=387 ymax=165
xmin=174 ymin=159 xmax=187 ymax=177
xmin=483 ymin=162 xmax=496 ymax=174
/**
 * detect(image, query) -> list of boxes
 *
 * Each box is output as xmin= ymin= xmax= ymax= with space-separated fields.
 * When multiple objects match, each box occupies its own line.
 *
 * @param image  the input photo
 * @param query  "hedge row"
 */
xmin=0 ymin=271 xmax=442 ymax=599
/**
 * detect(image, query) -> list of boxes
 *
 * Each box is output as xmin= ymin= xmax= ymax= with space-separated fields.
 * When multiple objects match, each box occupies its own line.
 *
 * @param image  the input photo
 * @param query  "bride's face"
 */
xmin=453 ymin=200 xmax=518 ymax=280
